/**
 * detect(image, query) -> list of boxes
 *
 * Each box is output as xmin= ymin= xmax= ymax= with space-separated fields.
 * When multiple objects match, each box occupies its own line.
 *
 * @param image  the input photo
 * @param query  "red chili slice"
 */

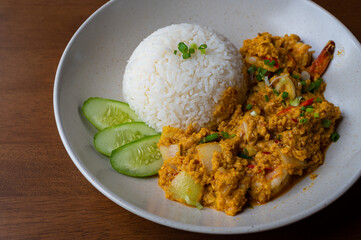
xmin=264 ymin=57 xmax=279 ymax=68
xmin=247 ymin=165 xmax=255 ymax=169
xmin=277 ymin=98 xmax=315 ymax=115
xmin=277 ymin=106 xmax=294 ymax=115
xmin=300 ymin=98 xmax=314 ymax=107
xmin=262 ymin=152 xmax=271 ymax=155
xmin=292 ymin=118 xmax=298 ymax=123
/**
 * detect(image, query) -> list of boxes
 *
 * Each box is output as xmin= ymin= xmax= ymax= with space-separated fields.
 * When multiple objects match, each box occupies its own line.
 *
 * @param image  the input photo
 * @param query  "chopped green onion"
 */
xmin=182 ymin=52 xmax=191 ymax=59
xmin=291 ymin=74 xmax=300 ymax=79
xmin=250 ymin=110 xmax=258 ymax=116
xmin=281 ymin=100 xmax=287 ymax=106
xmin=282 ymin=92 xmax=288 ymax=100
xmin=300 ymin=106 xmax=306 ymax=111
xmin=178 ymin=42 xmax=188 ymax=53
xmin=275 ymin=68 xmax=284 ymax=75
xmin=200 ymin=49 xmax=206 ymax=54
xmin=264 ymin=59 xmax=276 ymax=66
xmin=190 ymin=43 xmax=197 ymax=50
xmin=221 ymin=131 xmax=229 ymax=139
xmin=331 ymin=132 xmax=340 ymax=142
xmin=306 ymin=108 xmax=314 ymax=113
xmin=264 ymin=95 xmax=269 ymax=102
xmin=199 ymin=133 xmax=220 ymax=143
xmin=174 ymin=50 xmax=177 ymax=55
xmin=247 ymin=65 xmax=257 ymax=74
xmin=314 ymin=112 xmax=320 ymax=118
xmin=322 ymin=119 xmax=332 ymax=128
xmin=299 ymin=118 xmax=308 ymax=124
xmin=259 ymin=68 xmax=268 ymax=76
xmin=256 ymin=74 xmax=263 ymax=81
xmin=246 ymin=104 xmax=253 ymax=110
xmin=300 ymin=80 xmax=306 ymax=86
xmin=189 ymin=48 xmax=195 ymax=54
xmin=230 ymin=134 xmax=236 ymax=138
xmin=289 ymin=96 xmax=303 ymax=106
xmin=239 ymin=153 xmax=252 ymax=160
xmin=273 ymin=88 xmax=280 ymax=96
xmin=308 ymin=78 xmax=323 ymax=93
xmin=316 ymin=97 xmax=322 ymax=103
xmin=277 ymin=135 xmax=282 ymax=140
xmin=300 ymin=112 xmax=305 ymax=117
xmin=198 ymin=44 xmax=207 ymax=50
xmin=253 ymin=67 xmax=268 ymax=81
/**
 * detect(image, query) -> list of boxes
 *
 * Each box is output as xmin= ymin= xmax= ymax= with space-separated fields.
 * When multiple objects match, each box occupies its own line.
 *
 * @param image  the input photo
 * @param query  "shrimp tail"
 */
xmin=308 ymin=40 xmax=335 ymax=79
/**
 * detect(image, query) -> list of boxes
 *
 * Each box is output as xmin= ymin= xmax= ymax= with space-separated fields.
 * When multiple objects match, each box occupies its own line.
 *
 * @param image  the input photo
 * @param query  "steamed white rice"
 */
xmin=123 ymin=23 xmax=247 ymax=132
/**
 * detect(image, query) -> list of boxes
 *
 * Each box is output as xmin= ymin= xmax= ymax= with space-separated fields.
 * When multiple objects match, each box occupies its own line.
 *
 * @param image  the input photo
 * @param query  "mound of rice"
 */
xmin=123 ymin=23 xmax=247 ymax=132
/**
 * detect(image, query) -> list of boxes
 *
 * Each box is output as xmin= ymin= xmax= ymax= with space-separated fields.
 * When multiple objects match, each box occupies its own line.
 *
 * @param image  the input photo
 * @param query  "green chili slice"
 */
xmin=299 ymin=118 xmax=308 ymax=124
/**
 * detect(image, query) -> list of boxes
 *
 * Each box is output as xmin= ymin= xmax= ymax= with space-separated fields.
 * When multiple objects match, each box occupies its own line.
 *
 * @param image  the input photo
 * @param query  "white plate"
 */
xmin=54 ymin=0 xmax=361 ymax=234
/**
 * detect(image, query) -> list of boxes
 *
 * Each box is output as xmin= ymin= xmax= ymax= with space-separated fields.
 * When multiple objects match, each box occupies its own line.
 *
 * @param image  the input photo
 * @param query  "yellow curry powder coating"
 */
xmin=158 ymin=33 xmax=341 ymax=216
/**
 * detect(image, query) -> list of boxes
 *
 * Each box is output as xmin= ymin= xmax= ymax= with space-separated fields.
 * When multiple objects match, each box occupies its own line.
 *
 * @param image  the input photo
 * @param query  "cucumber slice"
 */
xmin=94 ymin=122 xmax=158 ymax=157
xmin=110 ymin=134 xmax=163 ymax=177
xmin=82 ymin=97 xmax=140 ymax=130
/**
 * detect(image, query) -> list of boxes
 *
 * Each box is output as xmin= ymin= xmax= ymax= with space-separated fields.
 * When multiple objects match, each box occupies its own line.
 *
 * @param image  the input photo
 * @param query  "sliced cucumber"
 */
xmin=94 ymin=122 xmax=158 ymax=157
xmin=82 ymin=97 xmax=140 ymax=130
xmin=110 ymin=134 xmax=163 ymax=177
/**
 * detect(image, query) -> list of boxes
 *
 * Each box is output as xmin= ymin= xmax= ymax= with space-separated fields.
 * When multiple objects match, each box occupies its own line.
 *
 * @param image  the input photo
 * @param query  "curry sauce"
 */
xmin=158 ymin=33 xmax=340 ymax=216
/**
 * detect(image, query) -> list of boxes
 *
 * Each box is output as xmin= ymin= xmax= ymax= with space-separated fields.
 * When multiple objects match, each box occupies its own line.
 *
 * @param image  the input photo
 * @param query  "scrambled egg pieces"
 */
xmin=158 ymin=33 xmax=340 ymax=216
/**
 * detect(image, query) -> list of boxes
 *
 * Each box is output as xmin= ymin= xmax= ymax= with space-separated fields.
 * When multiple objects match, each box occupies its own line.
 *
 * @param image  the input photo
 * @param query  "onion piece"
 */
xmin=250 ymin=111 xmax=258 ymax=116
xmin=264 ymin=76 xmax=270 ymax=86
xmin=196 ymin=143 xmax=222 ymax=172
xmin=270 ymin=74 xmax=288 ymax=86
xmin=301 ymin=70 xmax=310 ymax=81
xmin=279 ymin=150 xmax=307 ymax=168
xmin=159 ymin=144 xmax=179 ymax=161
xmin=246 ymin=56 xmax=257 ymax=64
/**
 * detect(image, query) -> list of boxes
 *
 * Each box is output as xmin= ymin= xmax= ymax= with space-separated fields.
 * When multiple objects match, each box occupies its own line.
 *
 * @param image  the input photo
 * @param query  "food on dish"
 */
xmin=82 ymin=97 xmax=140 ymax=130
xmin=122 ymin=23 xmax=248 ymax=132
xmin=158 ymin=32 xmax=340 ymax=215
xmin=82 ymin=97 xmax=162 ymax=177
xmin=94 ymin=122 xmax=158 ymax=157
xmin=111 ymin=134 xmax=162 ymax=177
xmin=82 ymin=26 xmax=340 ymax=216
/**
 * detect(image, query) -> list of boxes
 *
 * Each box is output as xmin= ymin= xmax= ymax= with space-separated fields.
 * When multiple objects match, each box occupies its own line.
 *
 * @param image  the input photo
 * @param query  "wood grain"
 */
xmin=0 ymin=0 xmax=360 ymax=239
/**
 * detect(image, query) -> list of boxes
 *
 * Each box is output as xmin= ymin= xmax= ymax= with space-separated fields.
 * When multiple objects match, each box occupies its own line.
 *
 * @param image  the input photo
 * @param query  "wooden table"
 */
xmin=0 ymin=0 xmax=360 ymax=239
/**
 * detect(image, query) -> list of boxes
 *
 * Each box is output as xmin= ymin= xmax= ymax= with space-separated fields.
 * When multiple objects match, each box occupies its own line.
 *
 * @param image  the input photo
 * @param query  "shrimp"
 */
xmin=249 ymin=162 xmax=290 ymax=204
xmin=249 ymin=149 xmax=309 ymax=203
xmin=265 ymin=165 xmax=290 ymax=197
xmin=290 ymin=42 xmax=312 ymax=68
xmin=308 ymin=40 xmax=335 ymax=79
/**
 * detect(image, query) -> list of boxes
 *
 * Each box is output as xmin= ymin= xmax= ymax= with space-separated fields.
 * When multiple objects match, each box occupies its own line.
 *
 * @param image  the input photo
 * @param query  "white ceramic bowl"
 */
xmin=54 ymin=0 xmax=361 ymax=234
